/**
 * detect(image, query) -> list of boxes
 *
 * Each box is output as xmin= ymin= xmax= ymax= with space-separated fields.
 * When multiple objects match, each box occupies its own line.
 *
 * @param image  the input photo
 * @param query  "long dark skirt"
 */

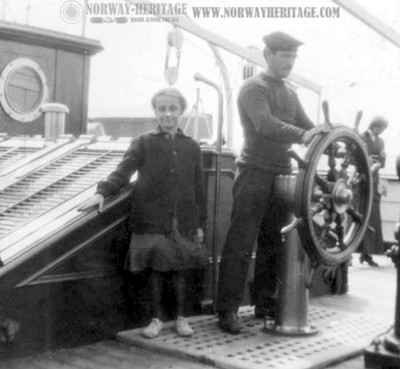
xmin=360 ymin=194 xmax=384 ymax=255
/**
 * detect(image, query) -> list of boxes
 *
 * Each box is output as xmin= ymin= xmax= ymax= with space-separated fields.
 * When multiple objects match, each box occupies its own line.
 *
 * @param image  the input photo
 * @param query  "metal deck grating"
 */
xmin=118 ymin=305 xmax=389 ymax=369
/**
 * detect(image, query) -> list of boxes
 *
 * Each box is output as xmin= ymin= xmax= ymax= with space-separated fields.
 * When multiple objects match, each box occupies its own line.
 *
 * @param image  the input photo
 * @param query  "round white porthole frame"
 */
xmin=0 ymin=58 xmax=49 ymax=123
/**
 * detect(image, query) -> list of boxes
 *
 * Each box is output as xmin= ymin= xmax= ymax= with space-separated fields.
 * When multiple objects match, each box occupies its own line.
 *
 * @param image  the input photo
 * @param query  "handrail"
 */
xmin=194 ymin=72 xmax=223 ymax=311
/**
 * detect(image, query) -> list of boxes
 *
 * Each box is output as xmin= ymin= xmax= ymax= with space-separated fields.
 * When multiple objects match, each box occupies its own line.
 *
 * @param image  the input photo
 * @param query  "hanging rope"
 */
xmin=164 ymin=26 xmax=183 ymax=85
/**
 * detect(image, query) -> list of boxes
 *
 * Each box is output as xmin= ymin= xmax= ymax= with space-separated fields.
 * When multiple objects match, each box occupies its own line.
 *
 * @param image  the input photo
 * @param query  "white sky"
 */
xmin=1 ymin=0 xmax=400 ymax=175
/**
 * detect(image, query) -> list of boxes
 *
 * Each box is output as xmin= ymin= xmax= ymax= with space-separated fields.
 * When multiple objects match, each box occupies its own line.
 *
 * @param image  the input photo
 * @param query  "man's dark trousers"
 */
xmin=217 ymin=166 xmax=290 ymax=313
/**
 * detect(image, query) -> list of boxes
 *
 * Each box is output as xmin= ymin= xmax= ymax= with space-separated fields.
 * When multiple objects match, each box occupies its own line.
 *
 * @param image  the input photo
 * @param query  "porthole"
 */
xmin=0 ymin=58 xmax=48 ymax=122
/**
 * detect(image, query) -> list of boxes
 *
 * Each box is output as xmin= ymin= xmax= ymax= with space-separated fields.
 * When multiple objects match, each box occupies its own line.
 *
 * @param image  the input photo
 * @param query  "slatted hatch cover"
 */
xmin=0 ymin=146 xmax=40 ymax=172
xmin=0 ymin=145 xmax=125 ymax=241
xmin=0 ymin=136 xmax=55 ymax=173
xmin=118 ymin=305 xmax=389 ymax=369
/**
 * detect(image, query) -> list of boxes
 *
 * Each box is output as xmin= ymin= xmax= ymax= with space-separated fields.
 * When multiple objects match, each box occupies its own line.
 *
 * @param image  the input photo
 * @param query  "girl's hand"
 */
xmin=78 ymin=193 xmax=104 ymax=213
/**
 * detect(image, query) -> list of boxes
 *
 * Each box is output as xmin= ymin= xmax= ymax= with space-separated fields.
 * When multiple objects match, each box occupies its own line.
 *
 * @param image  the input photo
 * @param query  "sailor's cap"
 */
xmin=262 ymin=31 xmax=303 ymax=51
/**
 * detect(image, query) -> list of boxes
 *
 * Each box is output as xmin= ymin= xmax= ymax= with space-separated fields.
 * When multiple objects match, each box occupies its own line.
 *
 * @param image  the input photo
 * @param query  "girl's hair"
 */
xmin=369 ymin=116 xmax=388 ymax=130
xmin=151 ymin=88 xmax=187 ymax=112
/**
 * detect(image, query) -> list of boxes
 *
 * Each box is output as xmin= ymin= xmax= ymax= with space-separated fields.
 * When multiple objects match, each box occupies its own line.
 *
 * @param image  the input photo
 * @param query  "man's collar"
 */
xmin=260 ymin=72 xmax=285 ymax=85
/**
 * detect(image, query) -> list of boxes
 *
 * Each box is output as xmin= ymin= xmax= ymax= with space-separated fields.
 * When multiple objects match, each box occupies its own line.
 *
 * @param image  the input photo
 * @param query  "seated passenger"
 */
xmin=80 ymin=88 xmax=207 ymax=338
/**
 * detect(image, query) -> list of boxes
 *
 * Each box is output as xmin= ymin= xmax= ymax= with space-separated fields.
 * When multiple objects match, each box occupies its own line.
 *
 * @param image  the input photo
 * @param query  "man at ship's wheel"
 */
xmin=217 ymin=31 xmax=326 ymax=334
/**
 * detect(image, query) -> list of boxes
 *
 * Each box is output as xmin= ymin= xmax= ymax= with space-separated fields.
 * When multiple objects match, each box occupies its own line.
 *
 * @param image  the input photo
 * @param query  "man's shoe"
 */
xmin=218 ymin=311 xmax=242 ymax=334
xmin=176 ymin=316 xmax=194 ymax=337
xmin=142 ymin=318 xmax=163 ymax=338
xmin=254 ymin=306 xmax=265 ymax=319
xmin=254 ymin=305 xmax=276 ymax=320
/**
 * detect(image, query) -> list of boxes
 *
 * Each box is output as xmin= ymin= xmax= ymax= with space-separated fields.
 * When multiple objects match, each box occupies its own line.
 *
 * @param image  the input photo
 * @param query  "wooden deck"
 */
xmin=0 ymin=254 xmax=396 ymax=369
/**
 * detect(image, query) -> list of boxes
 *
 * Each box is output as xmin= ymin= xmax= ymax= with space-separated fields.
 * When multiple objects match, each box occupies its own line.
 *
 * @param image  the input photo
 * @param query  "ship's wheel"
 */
xmin=268 ymin=105 xmax=373 ymax=336
xmin=294 ymin=124 xmax=373 ymax=266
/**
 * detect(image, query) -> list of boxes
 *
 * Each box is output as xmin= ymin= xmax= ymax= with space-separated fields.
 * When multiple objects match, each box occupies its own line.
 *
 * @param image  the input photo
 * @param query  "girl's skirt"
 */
xmin=126 ymin=232 xmax=208 ymax=272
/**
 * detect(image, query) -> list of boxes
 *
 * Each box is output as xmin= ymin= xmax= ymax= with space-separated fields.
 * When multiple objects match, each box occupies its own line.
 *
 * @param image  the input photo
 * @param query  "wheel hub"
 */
xmin=332 ymin=179 xmax=353 ymax=214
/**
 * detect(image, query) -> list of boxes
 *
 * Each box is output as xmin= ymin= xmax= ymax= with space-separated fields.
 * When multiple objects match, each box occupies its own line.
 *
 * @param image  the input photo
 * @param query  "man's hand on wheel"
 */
xmin=301 ymin=125 xmax=329 ymax=145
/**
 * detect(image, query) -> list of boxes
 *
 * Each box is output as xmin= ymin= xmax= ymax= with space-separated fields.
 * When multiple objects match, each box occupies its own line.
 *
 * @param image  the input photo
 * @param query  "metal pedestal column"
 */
xmin=364 ymin=241 xmax=400 ymax=368
xmin=264 ymin=215 xmax=317 ymax=336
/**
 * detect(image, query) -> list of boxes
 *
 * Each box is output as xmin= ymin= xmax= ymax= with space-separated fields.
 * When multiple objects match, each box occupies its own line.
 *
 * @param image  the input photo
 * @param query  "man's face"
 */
xmin=154 ymin=95 xmax=183 ymax=134
xmin=266 ymin=49 xmax=297 ymax=79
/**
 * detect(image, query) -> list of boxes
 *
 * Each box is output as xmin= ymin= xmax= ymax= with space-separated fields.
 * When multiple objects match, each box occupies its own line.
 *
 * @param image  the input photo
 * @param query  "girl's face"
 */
xmin=371 ymin=125 xmax=386 ymax=136
xmin=154 ymin=95 xmax=183 ymax=134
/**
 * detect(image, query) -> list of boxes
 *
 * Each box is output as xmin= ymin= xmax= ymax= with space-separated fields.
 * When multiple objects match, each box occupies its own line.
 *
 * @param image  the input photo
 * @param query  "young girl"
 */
xmin=81 ymin=88 xmax=206 ymax=338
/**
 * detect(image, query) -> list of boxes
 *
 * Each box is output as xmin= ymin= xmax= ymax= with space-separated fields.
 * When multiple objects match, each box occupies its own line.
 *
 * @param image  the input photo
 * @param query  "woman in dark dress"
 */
xmin=359 ymin=116 xmax=388 ymax=266
xmin=80 ymin=88 xmax=207 ymax=338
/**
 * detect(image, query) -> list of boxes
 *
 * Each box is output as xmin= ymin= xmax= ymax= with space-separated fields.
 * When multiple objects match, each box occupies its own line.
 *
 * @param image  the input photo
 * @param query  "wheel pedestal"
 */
xmin=264 ymin=214 xmax=317 ymax=336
